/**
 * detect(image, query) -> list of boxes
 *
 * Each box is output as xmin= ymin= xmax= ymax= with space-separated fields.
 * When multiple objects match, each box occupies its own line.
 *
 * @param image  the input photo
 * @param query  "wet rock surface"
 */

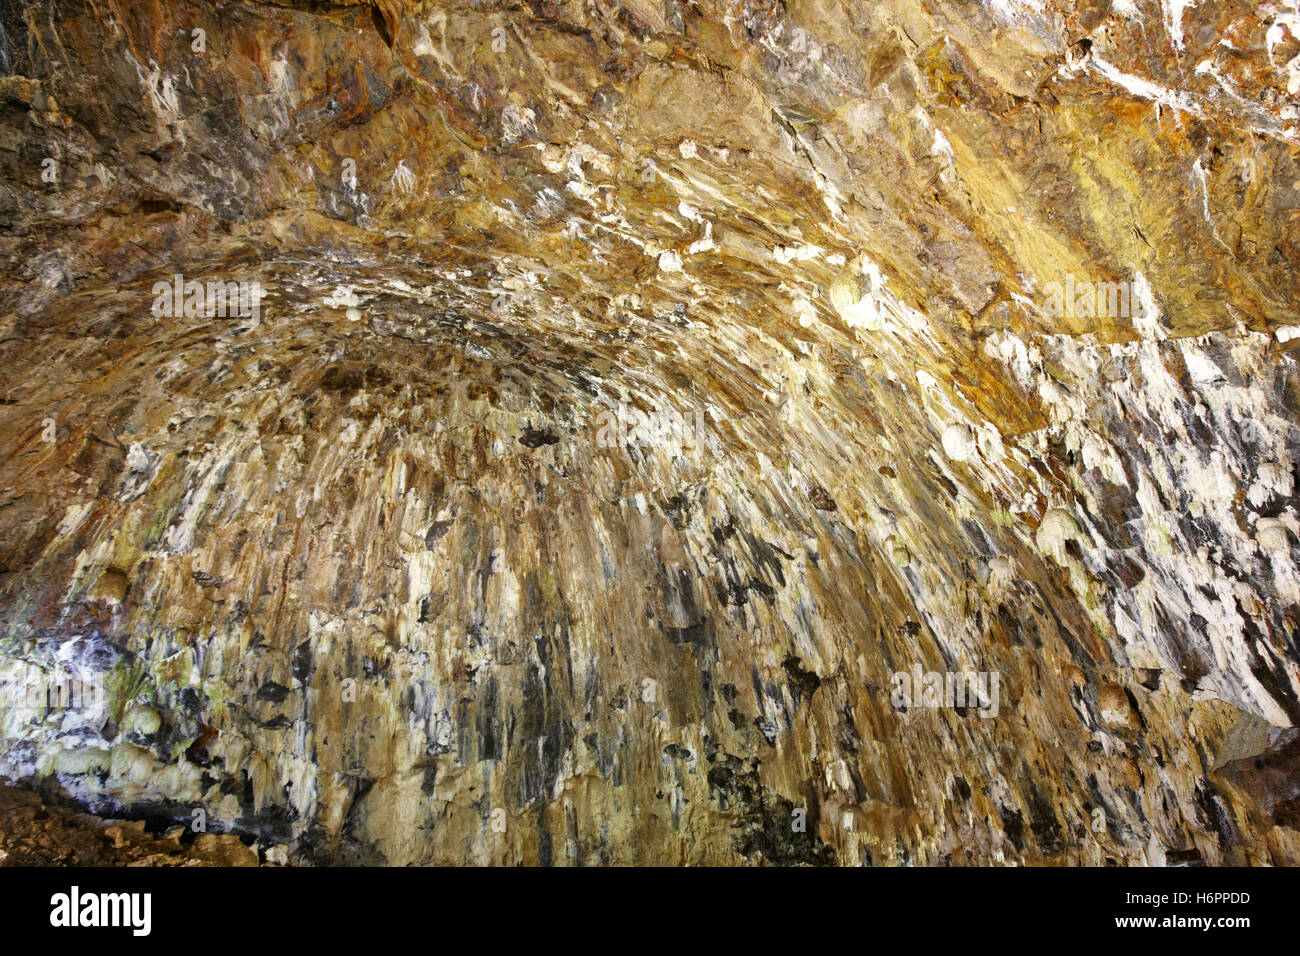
xmin=0 ymin=0 xmax=1298 ymax=864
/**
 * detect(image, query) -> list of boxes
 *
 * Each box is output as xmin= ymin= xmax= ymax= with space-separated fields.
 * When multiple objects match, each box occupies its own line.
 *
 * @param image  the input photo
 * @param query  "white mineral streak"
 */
xmin=990 ymin=323 xmax=1300 ymax=725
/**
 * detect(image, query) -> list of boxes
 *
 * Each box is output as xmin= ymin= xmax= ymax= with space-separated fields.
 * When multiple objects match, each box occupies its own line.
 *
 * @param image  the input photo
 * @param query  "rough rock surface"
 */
xmin=0 ymin=0 xmax=1299 ymax=865
xmin=0 ymin=783 xmax=260 ymax=865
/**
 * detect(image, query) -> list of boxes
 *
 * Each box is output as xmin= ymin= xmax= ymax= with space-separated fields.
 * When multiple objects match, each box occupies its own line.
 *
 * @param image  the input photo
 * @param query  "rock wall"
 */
xmin=1 ymin=0 xmax=1298 ymax=864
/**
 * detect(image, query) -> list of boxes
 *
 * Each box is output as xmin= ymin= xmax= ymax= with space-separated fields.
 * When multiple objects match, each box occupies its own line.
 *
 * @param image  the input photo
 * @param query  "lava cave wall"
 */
xmin=1 ymin=0 xmax=1299 ymax=864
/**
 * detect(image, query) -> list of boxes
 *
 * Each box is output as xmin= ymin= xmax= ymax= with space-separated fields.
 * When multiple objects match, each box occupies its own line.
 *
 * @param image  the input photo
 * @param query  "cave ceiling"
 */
xmin=1 ymin=0 xmax=1299 ymax=865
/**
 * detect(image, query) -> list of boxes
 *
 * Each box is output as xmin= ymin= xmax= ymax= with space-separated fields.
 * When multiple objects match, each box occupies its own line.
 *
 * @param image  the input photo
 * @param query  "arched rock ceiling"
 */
xmin=1 ymin=0 xmax=1299 ymax=864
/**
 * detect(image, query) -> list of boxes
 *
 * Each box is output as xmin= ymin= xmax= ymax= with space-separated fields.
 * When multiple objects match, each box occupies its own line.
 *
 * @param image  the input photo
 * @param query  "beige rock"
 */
xmin=1099 ymin=684 xmax=1138 ymax=731
xmin=88 ymin=567 xmax=129 ymax=606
